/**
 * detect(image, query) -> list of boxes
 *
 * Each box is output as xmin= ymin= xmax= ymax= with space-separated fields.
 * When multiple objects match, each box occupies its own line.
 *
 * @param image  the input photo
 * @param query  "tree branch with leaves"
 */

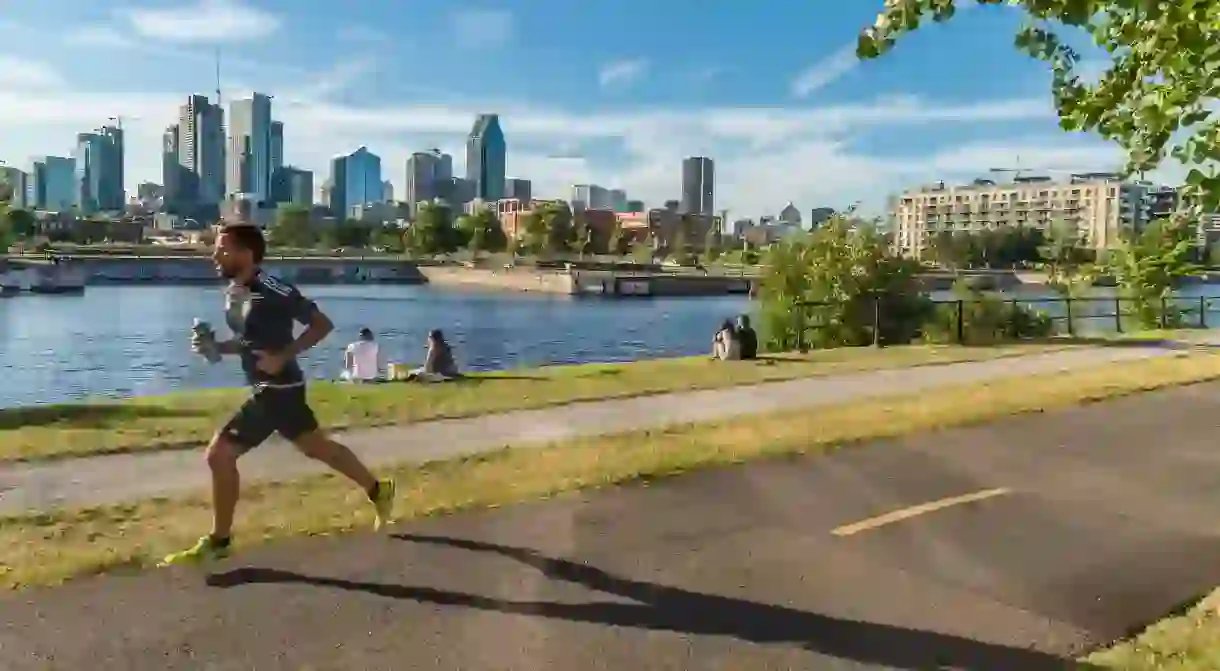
xmin=859 ymin=0 xmax=1220 ymax=211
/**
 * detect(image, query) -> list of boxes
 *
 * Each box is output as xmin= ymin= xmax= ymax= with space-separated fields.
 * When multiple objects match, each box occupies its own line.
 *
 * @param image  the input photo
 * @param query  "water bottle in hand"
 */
xmin=191 ymin=319 xmax=222 ymax=364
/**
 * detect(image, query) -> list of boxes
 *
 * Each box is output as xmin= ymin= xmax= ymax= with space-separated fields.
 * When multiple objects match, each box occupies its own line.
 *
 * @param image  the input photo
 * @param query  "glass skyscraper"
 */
xmin=465 ymin=114 xmax=506 ymax=201
xmin=329 ymin=146 xmax=382 ymax=218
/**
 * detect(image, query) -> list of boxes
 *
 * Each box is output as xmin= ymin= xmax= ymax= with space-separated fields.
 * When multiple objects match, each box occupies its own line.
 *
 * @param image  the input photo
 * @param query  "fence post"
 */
xmin=1065 ymin=297 xmax=1074 ymax=336
xmin=1202 ymin=296 xmax=1208 ymax=328
xmin=872 ymin=294 xmax=882 ymax=348
xmin=1159 ymin=295 xmax=1167 ymax=330
xmin=1114 ymin=296 xmax=1123 ymax=333
xmin=795 ymin=303 xmax=805 ymax=353
xmin=956 ymin=299 xmax=965 ymax=344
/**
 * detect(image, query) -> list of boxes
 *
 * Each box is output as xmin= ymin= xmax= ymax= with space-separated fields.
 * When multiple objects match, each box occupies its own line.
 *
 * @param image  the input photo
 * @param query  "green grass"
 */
xmin=1083 ymin=588 xmax=1220 ymax=669
xmin=2 ymin=350 xmax=1218 ymax=591
xmin=0 ymin=343 xmax=1079 ymax=463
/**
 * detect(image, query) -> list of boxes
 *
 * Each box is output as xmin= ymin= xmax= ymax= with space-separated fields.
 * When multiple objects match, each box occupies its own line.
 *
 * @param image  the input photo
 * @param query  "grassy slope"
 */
xmin=2 ymin=350 xmax=1216 ymax=591
xmin=0 ymin=343 xmax=1074 ymax=462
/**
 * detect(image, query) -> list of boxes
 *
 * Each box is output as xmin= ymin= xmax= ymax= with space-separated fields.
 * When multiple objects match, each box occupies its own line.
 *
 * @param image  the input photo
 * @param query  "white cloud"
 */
xmin=0 ymin=56 xmax=65 ymax=90
xmin=0 ymin=49 xmax=1170 ymax=221
xmin=120 ymin=0 xmax=281 ymax=43
xmin=598 ymin=58 xmax=649 ymax=89
xmin=791 ymin=43 xmax=859 ymax=98
xmin=449 ymin=9 xmax=513 ymax=49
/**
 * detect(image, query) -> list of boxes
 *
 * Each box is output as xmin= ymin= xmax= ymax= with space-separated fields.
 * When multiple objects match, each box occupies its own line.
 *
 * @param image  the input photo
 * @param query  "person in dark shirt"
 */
xmin=736 ymin=314 xmax=758 ymax=360
xmin=164 ymin=223 xmax=396 ymax=566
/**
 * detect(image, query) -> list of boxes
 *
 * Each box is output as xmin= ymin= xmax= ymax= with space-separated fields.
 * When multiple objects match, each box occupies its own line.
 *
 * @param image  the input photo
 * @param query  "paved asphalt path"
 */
xmin=0 ymin=345 xmax=1184 ymax=514
xmin=5 ymin=382 xmax=1220 ymax=669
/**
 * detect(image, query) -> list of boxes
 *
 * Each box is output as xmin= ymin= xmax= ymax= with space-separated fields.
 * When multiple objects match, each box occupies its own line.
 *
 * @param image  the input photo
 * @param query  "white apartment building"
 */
xmin=893 ymin=173 xmax=1156 ymax=258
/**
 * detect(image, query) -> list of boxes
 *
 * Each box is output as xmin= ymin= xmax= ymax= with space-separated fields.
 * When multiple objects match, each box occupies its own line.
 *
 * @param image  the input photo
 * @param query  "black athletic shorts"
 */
xmin=221 ymin=384 xmax=319 ymax=453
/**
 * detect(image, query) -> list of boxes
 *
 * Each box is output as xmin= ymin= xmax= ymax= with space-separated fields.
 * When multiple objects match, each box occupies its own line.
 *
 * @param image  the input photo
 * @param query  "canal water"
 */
xmin=0 ymin=286 xmax=751 ymax=407
xmin=5 ymin=283 xmax=1220 ymax=408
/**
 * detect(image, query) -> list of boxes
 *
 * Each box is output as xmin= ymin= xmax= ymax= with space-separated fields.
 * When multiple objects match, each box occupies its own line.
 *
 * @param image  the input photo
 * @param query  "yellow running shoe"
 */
xmin=371 ymin=479 xmax=396 ymax=532
xmin=159 ymin=535 xmax=232 ymax=567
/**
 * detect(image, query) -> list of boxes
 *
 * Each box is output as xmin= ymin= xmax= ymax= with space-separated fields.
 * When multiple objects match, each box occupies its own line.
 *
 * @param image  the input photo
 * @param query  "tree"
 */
xmin=1106 ymin=218 xmax=1201 ymax=328
xmin=462 ymin=209 xmax=508 ymax=255
xmin=518 ymin=212 xmax=548 ymax=255
xmin=535 ymin=202 xmax=576 ymax=255
xmin=267 ymin=205 xmax=316 ymax=248
xmin=608 ymin=224 xmax=630 ymax=256
xmin=405 ymin=202 xmax=456 ymax=256
xmin=757 ymin=215 xmax=932 ymax=351
xmin=2 ymin=208 xmax=36 ymax=238
xmin=370 ymin=224 xmax=406 ymax=253
xmin=858 ymin=1 xmax=1220 ymax=211
xmin=703 ymin=228 xmax=723 ymax=263
xmin=1038 ymin=219 xmax=1094 ymax=294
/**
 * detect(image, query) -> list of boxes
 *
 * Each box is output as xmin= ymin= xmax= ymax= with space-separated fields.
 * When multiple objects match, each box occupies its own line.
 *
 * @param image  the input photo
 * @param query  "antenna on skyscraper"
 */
xmin=214 ymin=47 xmax=223 ymax=105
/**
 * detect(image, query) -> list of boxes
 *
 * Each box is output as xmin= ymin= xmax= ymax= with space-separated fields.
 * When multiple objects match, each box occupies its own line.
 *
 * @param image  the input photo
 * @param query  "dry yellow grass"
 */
xmin=2 ymin=350 xmax=1218 ymax=591
xmin=0 ymin=343 xmax=1076 ymax=462
xmin=1084 ymin=588 xmax=1220 ymax=669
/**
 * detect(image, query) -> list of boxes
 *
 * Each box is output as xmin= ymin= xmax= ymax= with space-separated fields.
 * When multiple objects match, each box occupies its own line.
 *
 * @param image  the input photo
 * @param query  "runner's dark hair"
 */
xmin=220 ymin=223 xmax=267 ymax=264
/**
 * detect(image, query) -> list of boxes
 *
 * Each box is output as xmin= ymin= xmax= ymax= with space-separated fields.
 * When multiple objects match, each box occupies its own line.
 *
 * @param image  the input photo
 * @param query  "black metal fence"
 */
xmin=793 ymin=295 xmax=1220 ymax=348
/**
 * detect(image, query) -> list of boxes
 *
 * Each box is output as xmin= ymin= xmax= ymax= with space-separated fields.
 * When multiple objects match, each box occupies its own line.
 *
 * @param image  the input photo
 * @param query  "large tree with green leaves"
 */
xmin=1107 ymin=218 xmax=1201 ymax=328
xmin=267 ymin=205 xmax=316 ymax=248
xmin=460 ymin=208 xmax=509 ymax=254
xmin=858 ymin=1 xmax=1220 ymax=209
xmin=406 ymin=202 xmax=457 ymax=256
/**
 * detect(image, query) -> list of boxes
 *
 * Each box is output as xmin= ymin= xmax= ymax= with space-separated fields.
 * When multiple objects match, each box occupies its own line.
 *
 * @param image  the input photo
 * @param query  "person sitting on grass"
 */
xmin=712 ymin=319 xmax=741 ymax=361
xmin=735 ymin=314 xmax=758 ymax=360
xmin=407 ymin=329 xmax=461 ymax=381
xmin=341 ymin=327 xmax=382 ymax=382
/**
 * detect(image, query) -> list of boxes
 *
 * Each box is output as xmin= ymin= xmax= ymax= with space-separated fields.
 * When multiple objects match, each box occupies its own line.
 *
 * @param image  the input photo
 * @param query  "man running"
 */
xmin=162 ymin=223 xmax=395 ymax=565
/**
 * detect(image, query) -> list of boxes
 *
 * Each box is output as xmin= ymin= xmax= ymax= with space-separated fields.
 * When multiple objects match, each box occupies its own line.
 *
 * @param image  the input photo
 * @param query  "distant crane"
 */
xmin=988 ymin=166 xmax=1081 ymax=180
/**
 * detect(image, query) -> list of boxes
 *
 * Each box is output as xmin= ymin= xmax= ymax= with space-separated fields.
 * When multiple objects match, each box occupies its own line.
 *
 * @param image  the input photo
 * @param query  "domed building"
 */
xmin=778 ymin=202 xmax=801 ymax=224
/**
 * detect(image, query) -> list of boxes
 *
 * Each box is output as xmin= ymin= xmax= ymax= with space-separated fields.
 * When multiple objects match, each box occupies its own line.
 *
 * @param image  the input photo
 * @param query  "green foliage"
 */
xmin=267 ymin=205 xmax=316 ymax=248
xmin=1105 ymin=218 xmax=1201 ymax=328
xmin=858 ymin=0 xmax=1220 ymax=211
xmin=405 ymin=202 xmax=457 ymax=256
xmin=628 ymin=239 xmax=653 ymax=263
xmin=757 ymin=216 xmax=932 ymax=351
xmin=370 ymin=224 xmax=406 ymax=253
xmin=607 ymin=224 xmax=630 ymax=256
xmin=539 ymin=202 xmax=576 ymax=254
xmin=924 ymin=225 xmax=1047 ymax=269
xmin=459 ymin=209 xmax=509 ymax=254
xmin=2 ymin=208 xmax=36 ymax=238
xmin=1037 ymin=219 xmax=1096 ymax=294
xmin=703 ymin=228 xmax=723 ymax=262
xmin=518 ymin=212 xmax=548 ymax=255
xmin=923 ymin=282 xmax=1054 ymax=345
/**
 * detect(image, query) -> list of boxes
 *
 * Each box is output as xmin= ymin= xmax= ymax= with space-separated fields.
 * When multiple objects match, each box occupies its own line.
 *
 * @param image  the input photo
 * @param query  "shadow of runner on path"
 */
xmin=206 ymin=533 xmax=1096 ymax=671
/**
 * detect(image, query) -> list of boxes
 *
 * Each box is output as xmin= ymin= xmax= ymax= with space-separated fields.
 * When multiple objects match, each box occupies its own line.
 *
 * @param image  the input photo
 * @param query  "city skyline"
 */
xmin=0 ymin=0 xmax=1196 ymax=218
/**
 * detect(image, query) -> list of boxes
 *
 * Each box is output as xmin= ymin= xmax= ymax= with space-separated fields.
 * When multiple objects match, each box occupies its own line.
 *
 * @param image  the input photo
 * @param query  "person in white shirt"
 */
xmin=342 ymin=328 xmax=382 ymax=382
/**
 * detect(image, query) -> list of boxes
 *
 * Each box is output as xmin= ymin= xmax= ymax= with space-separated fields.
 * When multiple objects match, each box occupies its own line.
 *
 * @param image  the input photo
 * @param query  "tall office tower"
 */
xmin=681 ymin=156 xmax=715 ymax=215
xmin=329 ymin=146 xmax=382 ymax=218
xmin=405 ymin=150 xmax=454 ymax=204
xmin=609 ymin=188 xmax=628 ymax=212
xmin=465 ymin=114 xmax=506 ymax=201
xmin=504 ymin=178 xmax=532 ymax=203
xmin=270 ymin=166 xmax=314 ymax=206
xmin=270 ymin=120 xmax=284 ymax=173
xmin=73 ymin=126 xmax=123 ymax=213
xmin=27 ymin=156 xmax=76 ymax=211
xmin=178 ymin=94 xmax=226 ymax=205
xmin=227 ymin=93 xmax=273 ymax=203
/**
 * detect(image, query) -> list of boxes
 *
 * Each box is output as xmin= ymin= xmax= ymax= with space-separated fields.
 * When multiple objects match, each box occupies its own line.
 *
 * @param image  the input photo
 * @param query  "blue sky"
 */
xmin=0 ymin=0 xmax=1175 ymax=216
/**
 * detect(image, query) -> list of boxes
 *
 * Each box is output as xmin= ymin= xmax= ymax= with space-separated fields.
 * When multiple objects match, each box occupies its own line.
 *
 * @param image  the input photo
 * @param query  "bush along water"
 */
xmin=756 ymin=214 xmax=933 ymax=351
xmin=922 ymin=282 xmax=1054 ymax=345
